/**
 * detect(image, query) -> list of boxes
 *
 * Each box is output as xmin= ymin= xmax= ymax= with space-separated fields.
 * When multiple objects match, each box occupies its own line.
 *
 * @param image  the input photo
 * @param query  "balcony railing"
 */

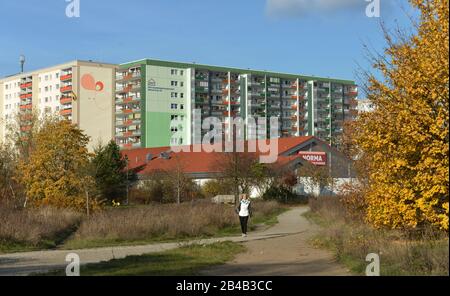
xmin=60 ymin=85 xmax=73 ymax=93
xmin=20 ymin=93 xmax=32 ymax=99
xmin=60 ymin=97 xmax=72 ymax=105
xmin=60 ymin=74 xmax=72 ymax=81
xmin=20 ymin=82 xmax=32 ymax=89
xmin=60 ymin=109 xmax=72 ymax=116
xmin=19 ymin=104 xmax=32 ymax=110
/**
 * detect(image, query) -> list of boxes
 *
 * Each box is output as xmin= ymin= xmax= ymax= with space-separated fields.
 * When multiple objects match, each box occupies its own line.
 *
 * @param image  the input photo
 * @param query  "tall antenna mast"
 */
xmin=19 ymin=55 xmax=25 ymax=73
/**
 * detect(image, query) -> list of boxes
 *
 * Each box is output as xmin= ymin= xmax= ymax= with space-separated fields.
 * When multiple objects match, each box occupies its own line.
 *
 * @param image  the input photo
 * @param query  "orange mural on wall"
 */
xmin=81 ymin=74 xmax=104 ymax=92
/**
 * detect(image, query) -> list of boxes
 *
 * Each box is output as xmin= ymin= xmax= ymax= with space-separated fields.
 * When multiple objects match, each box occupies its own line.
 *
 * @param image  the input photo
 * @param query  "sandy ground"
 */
xmin=0 ymin=207 xmax=349 ymax=276
xmin=199 ymin=207 xmax=350 ymax=276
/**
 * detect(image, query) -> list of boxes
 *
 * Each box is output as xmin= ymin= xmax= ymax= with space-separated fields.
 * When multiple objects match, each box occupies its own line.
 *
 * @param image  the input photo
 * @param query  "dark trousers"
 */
xmin=239 ymin=216 xmax=249 ymax=234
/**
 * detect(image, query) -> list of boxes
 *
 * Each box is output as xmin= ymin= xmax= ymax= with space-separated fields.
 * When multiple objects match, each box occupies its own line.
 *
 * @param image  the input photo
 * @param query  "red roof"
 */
xmin=122 ymin=136 xmax=315 ymax=177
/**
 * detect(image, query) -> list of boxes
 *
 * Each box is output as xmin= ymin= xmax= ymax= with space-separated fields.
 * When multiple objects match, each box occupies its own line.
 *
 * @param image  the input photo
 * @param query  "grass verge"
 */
xmin=305 ymin=197 xmax=449 ymax=276
xmin=43 ymin=241 xmax=245 ymax=276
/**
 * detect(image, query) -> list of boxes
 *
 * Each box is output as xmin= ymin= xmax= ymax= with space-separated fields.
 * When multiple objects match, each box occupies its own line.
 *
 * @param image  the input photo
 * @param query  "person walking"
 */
xmin=236 ymin=194 xmax=252 ymax=237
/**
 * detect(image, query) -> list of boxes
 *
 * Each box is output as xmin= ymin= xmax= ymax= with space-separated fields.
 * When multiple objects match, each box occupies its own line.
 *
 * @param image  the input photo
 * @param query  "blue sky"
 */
xmin=0 ymin=0 xmax=416 ymax=85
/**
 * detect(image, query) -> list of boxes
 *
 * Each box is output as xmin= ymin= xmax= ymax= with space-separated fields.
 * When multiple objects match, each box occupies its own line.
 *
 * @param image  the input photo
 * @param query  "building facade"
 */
xmin=0 ymin=60 xmax=117 ymax=149
xmin=115 ymin=59 xmax=358 ymax=150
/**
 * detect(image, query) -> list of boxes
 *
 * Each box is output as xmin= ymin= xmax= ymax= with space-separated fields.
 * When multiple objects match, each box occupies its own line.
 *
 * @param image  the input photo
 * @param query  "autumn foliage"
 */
xmin=17 ymin=119 xmax=101 ymax=211
xmin=354 ymin=0 xmax=449 ymax=230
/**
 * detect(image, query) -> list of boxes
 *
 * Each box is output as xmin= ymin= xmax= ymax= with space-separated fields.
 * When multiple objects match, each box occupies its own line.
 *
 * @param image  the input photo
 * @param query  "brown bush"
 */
xmin=0 ymin=203 xmax=81 ymax=248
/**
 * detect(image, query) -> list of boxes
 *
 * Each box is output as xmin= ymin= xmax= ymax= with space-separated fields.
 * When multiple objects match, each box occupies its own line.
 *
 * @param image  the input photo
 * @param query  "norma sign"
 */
xmin=298 ymin=152 xmax=327 ymax=166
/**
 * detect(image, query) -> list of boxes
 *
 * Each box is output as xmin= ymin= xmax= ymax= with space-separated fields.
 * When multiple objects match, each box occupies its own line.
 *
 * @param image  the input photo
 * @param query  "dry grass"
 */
xmin=308 ymin=196 xmax=449 ymax=276
xmin=0 ymin=199 xmax=283 ymax=252
xmin=65 ymin=200 xmax=283 ymax=249
xmin=0 ymin=203 xmax=81 ymax=252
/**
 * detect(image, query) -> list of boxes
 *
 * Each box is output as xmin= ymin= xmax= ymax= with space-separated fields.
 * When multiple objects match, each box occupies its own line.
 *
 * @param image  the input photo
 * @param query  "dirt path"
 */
xmin=200 ymin=207 xmax=350 ymax=276
xmin=0 ymin=207 xmax=349 ymax=276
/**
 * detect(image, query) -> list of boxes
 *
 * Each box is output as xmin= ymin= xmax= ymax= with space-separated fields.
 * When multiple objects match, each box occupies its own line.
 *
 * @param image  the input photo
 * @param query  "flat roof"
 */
xmin=0 ymin=60 xmax=117 ymax=81
xmin=120 ymin=58 xmax=356 ymax=85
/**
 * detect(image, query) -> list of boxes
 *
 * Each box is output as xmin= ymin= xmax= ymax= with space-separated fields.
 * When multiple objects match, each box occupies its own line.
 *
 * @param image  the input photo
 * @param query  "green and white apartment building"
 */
xmin=115 ymin=59 xmax=358 ymax=149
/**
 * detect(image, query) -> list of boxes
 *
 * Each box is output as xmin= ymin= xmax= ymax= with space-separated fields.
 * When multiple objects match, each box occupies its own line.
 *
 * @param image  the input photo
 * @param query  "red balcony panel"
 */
xmin=60 ymin=85 xmax=73 ymax=93
xmin=60 ymin=109 xmax=72 ymax=116
xmin=20 ymin=114 xmax=33 ymax=121
xmin=20 ymin=93 xmax=32 ymax=99
xmin=20 ymin=82 xmax=32 ymax=89
xmin=20 ymin=125 xmax=32 ymax=132
xmin=123 ymin=109 xmax=133 ymax=114
xmin=291 ymin=105 xmax=298 ymax=110
xmin=60 ymin=74 xmax=73 ymax=81
xmin=123 ymin=131 xmax=133 ymax=137
xmin=60 ymin=97 xmax=72 ymax=104
xmin=19 ymin=104 xmax=32 ymax=110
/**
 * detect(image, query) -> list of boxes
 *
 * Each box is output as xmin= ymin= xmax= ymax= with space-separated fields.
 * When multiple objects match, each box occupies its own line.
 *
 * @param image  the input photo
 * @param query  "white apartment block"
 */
xmin=0 ymin=60 xmax=117 ymax=149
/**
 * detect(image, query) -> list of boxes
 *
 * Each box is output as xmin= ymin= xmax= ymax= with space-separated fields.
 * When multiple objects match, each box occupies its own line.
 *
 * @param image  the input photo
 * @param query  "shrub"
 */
xmin=262 ymin=185 xmax=308 ymax=204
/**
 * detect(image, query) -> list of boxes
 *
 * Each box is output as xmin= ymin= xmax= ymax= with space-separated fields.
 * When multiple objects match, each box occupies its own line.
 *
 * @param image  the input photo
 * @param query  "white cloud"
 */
xmin=266 ymin=0 xmax=370 ymax=18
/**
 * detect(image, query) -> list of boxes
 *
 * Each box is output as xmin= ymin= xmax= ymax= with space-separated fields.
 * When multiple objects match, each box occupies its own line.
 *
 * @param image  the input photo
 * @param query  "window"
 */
xmin=180 ymin=70 xmax=184 ymax=76
xmin=179 ymin=138 xmax=183 ymax=144
xmin=171 ymin=92 xmax=178 ymax=98
xmin=56 ymin=73 xmax=59 ymax=79
xmin=170 ymin=104 xmax=178 ymax=109
xmin=180 ymin=104 xmax=184 ymax=110
xmin=45 ymin=75 xmax=48 ymax=81
xmin=45 ymin=97 xmax=49 ymax=103
xmin=199 ymin=81 xmax=208 ymax=87
xmin=45 ymin=86 xmax=48 ymax=92
xmin=180 ymin=93 xmax=184 ymax=98
xmin=171 ymin=115 xmax=179 ymax=120
xmin=56 ymin=84 xmax=60 ymax=89
xmin=180 ymin=82 xmax=184 ymax=87
xmin=171 ymin=69 xmax=178 ymax=75
xmin=171 ymin=81 xmax=178 ymax=87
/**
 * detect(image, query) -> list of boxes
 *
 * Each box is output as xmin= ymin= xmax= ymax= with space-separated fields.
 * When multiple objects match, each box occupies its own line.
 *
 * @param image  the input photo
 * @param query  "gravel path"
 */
xmin=199 ymin=207 xmax=350 ymax=276
xmin=0 ymin=207 xmax=349 ymax=276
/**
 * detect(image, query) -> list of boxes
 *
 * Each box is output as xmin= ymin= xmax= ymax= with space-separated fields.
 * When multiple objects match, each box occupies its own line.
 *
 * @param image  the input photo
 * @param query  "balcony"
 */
xmin=223 ymin=79 xmax=238 ymax=84
xmin=19 ymin=104 xmax=32 ymax=110
xmin=223 ymin=111 xmax=237 ymax=117
xmin=60 ymin=97 xmax=72 ymax=105
xmin=60 ymin=109 xmax=72 ymax=116
xmin=224 ymin=100 xmax=240 ymax=105
xmin=122 ymin=97 xmax=140 ymax=104
xmin=291 ymin=105 xmax=298 ymax=110
xmin=20 ymin=125 xmax=32 ymax=132
xmin=20 ymin=93 xmax=32 ymax=99
xmin=20 ymin=82 xmax=32 ymax=89
xmin=117 ymin=72 xmax=141 ymax=82
xmin=60 ymin=74 xmax=72 ymax=81
xmin=60 ymin=85 xmax=73 ymax=93
xmin=116 ymin=108 xmax=141 ymax=115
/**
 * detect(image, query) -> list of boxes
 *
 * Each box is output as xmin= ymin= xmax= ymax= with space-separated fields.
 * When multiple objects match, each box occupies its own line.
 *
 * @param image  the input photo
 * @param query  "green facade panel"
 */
xmin=146 ymin=111 xmax=172 ymax=148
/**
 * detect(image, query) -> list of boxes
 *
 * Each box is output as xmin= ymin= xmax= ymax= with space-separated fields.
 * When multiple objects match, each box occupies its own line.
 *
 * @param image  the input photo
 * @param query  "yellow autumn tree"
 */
xmin=17 ymin=119 xmax=101 ymax=211
xmin=354 ymin=0 xmax=449 ymax=230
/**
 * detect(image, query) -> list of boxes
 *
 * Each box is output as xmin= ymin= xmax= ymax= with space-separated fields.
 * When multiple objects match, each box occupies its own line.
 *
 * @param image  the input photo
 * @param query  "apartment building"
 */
xmin=115 ymin=59 xmax=358 ymax=149
xmin=0 ymin=60 xmax=117 ymax=149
